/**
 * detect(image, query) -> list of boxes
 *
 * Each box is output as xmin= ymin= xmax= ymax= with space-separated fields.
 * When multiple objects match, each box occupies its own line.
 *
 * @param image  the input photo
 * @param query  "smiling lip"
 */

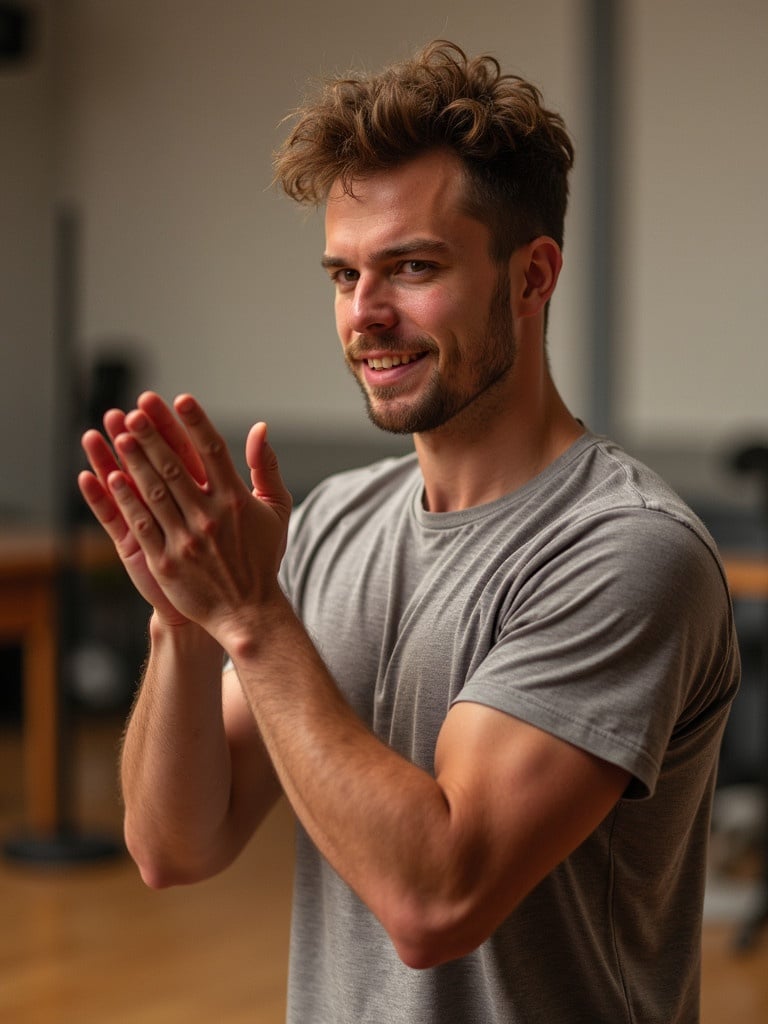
xmin=363 ymin=352 xmax=425 ymax=370
xmin=356 ymin=350 xmax=429 ymax=388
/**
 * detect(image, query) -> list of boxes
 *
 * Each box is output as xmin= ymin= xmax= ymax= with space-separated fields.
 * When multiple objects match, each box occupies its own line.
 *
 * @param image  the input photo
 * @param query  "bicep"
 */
xmin=435 ymin=700 xmax=629 ymax=920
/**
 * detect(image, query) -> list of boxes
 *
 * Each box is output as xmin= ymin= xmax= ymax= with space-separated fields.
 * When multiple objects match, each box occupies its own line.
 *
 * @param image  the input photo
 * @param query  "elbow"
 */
xmin=136 ymin=863 xmax=177 ymax=891
xmin=381 ymin=893 xmax=493 ymax=971
xmin=125 ymin=834 xmax=191 ymax=890
xmin=130 ymin=849 xmax=214 ymax=891
xmin=123 ymin=819 xmax=221 ymax=891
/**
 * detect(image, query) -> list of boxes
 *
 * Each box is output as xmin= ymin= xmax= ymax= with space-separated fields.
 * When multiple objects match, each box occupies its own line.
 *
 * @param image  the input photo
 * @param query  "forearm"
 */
xmin=121 ymin=615 xmax=243 ymax=886
xmin=228 ymin=598 xmax=476 ymax=965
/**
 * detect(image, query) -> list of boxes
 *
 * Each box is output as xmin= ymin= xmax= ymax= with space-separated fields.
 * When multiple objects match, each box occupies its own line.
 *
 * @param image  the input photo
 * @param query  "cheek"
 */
xmin=334 ymin=295 xmax=350 ymax=340
xmin=404 ymin=289 xmax=459 ymax=334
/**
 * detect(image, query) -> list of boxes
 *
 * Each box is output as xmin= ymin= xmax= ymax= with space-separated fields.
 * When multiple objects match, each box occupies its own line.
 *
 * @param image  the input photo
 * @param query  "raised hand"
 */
xmin=79 ymin=400 xmax=193 ymax=627
xmin=102 ymin=393 xmax=292 ymax=648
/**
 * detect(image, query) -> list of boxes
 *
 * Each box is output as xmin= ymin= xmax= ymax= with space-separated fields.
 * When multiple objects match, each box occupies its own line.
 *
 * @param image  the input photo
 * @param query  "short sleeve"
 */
xmin=454 ymin=508 xmax=737 ymax=798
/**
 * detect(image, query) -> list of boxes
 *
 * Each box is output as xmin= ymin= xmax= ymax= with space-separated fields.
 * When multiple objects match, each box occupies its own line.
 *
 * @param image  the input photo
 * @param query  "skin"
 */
xmin=79 ymin=149 xmax=629 ymax=969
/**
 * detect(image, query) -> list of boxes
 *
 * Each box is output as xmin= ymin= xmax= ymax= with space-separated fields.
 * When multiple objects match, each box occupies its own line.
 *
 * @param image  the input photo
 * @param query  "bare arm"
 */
xmin=120 ymin=620 xmax=280 ymax=888
xmin=78 ymin=397 xmax=281 ymax=886
xmin=229 ymin=602 xmax=628 ymax=968
xmin=104 ymin=392 xmax=629 ymax=966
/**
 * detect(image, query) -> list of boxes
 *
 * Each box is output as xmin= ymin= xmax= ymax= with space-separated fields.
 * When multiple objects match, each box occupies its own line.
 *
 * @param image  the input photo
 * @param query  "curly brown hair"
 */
xmin=273 ymin=40 xmax=575 ymax=260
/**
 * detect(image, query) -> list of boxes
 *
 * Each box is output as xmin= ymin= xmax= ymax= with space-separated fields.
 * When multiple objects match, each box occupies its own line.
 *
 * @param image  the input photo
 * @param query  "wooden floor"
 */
xmin=1 ymin=715 xmax=767 ymax=1024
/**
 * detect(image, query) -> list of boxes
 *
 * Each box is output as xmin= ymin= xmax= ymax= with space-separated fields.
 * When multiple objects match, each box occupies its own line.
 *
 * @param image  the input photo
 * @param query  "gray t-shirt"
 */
xmin=279 ymin=432 xmax=739 ymax=1024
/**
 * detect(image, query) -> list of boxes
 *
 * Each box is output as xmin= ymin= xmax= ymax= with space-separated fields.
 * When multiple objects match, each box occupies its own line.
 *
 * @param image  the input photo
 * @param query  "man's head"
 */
xmin=274 ymin=39 xmax=574 ymax=263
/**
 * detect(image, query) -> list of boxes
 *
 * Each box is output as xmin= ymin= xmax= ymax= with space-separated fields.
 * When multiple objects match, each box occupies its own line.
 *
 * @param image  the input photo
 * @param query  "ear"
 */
xmin=513 ymin=237 xmax=563 ymax=319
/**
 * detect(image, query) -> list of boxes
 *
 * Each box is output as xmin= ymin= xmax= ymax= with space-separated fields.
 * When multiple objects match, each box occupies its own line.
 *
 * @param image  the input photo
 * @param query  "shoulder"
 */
xmin=541 ymin=433 xmax=726 ymax=580
xmin=526 ymin=457 xmax=730 ymax=625
xmin=281 ymin=452 xmax=421 ymax=581
xmin=291 ymin=451 xmax=420 ymax=529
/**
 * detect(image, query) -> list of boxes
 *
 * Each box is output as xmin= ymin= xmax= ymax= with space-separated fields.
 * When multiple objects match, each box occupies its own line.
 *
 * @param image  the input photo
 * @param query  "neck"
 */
xmin=413 ymin=365 xmax=584 ymax=514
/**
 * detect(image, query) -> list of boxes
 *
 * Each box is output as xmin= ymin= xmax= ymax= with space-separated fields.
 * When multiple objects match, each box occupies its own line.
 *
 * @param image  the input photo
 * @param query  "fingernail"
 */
xmin=129 ymin=411 xmax=149 ymax=432
xmin=117 ymin=433 xmax=138 ymax=452
xmin=108 ymin=473 xmax=128 ymax=491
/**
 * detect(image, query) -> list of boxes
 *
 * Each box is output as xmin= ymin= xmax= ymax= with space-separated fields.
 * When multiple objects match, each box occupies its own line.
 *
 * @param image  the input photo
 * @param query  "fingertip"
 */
xmin=103 ymin=407 xmax=126 ymax=436
xmin=245 ymin=421 xmax=269 ymax=468
xmin=107 ymin=469 xmax=130 ymax=492
xmin=174 ymin=393 xmax=197 ymax=416
xmin=77 ymin=469 xmax=105 ymax=503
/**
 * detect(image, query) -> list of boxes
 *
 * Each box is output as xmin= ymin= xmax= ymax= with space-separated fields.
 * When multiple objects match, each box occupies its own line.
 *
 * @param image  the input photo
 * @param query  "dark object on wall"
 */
xmin=0 ymin=3 xmax=32 ymax=63
xmin=733 ymin=444 xmax=768 ymax=516
xmin=87 ymin=354 xmax=135 ymax=429
xmin=733 ymin=445 xmax=768 ymax=475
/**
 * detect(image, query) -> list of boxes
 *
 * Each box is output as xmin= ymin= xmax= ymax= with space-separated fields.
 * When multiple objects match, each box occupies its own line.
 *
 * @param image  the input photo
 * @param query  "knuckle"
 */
xmin=179 ymin=535 xmax=203 ymax=560
xmin=156 ymin=552 xmax=177 ymax=577
xmin=135 ymin=514 xmax=154 ymax=537
xmin=147 ymin=484 xmax=167 ymax=504
xmin=161 ymin=460 xmax=182 ymax=482
xmin=224 ymin=492 xmax=247 ymax=515
xmin=197 ymin=514 xmax=219 ymax=538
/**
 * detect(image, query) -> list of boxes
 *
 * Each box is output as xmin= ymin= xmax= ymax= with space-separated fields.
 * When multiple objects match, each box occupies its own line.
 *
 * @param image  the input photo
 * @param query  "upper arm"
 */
xmin=432 ymin=699 xmax=629 ymax=944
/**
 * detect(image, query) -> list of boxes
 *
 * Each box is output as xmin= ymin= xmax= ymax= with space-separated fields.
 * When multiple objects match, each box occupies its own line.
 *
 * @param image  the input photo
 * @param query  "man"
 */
xmin=79 ymin=41 xmax=739 ymax=1023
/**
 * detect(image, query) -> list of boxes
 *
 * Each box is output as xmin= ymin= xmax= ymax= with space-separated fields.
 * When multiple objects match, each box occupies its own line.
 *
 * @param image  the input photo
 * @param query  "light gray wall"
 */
xmin=1 ymin=0 xmax=766 ymax=523
xmin=0 ymin=0 xmax=56 ymax=522
xmin=53 ymin=0 xmax=589 ymax=435
xmin=621 ymin=0 xmax=768 ymax=447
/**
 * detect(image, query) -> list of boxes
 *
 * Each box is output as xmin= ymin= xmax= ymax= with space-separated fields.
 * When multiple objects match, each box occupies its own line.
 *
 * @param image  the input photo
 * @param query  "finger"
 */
xmin=82 ymin=427 xmax=147 ymax=510
xmin=105 ymin=395 xmax=207 ymax=487
xmin=82 ymin=428 xmax=123 ymax=488
xmin=113 ymin=426 xmax=191 ymax=532
xmin=246 ymin=422 xmax=292 ymax=524
xmin=107 ymin=469 xmax=165 ymax=558
xmin=137 ymin=391 xmax=207 ymax=485
xmin=172 ymin=394 xmax=244 ymax=493
xmin=77 ymin=469 xmax=139 ymax=556
xmin=103 ymin=408 xmax=128 ymax=449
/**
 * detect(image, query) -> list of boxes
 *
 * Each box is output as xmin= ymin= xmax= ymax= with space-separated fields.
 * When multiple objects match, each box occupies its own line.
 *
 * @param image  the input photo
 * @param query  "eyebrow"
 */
xmin=320 ymin=238 xmax=451 ymax=270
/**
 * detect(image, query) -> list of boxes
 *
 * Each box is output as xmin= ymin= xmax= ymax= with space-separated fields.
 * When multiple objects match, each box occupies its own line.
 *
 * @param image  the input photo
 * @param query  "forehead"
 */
xmin=324 ymin=149 xmax=489 ymax=257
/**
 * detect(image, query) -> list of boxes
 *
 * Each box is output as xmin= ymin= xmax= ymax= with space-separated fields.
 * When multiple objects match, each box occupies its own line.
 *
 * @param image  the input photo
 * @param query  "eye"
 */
xmin=329 ymin=268 xmax=359 ymax=290
xmin=399 ymin=260 xmax=435 ymax=276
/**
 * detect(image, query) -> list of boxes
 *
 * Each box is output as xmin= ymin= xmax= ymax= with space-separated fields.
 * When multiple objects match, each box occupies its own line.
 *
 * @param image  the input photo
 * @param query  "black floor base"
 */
xmin=3 ymin=829 xmax=123 ymax=865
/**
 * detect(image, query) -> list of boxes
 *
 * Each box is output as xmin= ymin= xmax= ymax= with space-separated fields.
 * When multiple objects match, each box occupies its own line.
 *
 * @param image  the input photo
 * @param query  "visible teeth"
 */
xmin=367 ymin=354 xmax=416 ymax=370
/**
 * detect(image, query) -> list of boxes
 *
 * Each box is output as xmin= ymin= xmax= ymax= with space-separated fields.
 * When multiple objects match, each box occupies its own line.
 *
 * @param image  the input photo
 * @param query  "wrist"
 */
xmin=148 ymin=611 xmax=222 ymax=659
xmin=223 ymin=588 xmax=298 ymax=665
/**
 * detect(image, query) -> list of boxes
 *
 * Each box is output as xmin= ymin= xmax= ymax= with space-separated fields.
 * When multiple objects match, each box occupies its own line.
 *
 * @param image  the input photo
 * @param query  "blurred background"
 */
xmin=1 ymin=0 xmax=767 ymax=1019
xmin=2 ymin=0 xmax=766 ymax=519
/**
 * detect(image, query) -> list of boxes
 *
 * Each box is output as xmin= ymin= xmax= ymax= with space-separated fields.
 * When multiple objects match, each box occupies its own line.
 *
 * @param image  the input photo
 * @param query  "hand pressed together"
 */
xmin=78 ymin=392 xmax=292 ymax=646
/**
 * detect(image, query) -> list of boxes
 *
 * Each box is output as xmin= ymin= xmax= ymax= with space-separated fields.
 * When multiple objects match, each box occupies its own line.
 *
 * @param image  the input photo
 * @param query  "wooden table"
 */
xmin=721 ymin=551 xmax=768 ymax=950
xmin=722 ymin=554 xmax=768 ymax=601
xmin=0 ymin=528 xmax=117 ymax=835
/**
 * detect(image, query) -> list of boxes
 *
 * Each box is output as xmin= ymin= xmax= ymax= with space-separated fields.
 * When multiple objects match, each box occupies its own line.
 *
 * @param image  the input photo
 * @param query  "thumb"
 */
xmin=245 ymin=422 xmax=292 ymax=523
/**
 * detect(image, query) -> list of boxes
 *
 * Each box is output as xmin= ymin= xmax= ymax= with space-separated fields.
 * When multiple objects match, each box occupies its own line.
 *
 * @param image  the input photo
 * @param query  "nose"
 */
xmin=345 ymin=273 xmax=399 ymax=335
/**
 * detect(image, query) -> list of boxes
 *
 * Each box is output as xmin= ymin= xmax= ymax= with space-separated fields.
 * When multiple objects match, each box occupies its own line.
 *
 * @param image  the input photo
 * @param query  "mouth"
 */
xmin=364 ymin=352 xmax=427 ymax=371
